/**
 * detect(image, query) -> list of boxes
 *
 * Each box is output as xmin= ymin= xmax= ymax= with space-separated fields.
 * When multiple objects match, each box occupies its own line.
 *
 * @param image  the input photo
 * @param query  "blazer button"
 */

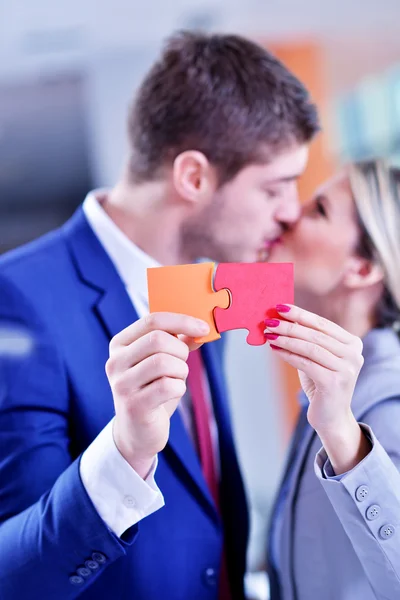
xmin=77 ymin=566 xmax=92 ymax=578
xmin=69 ymin=575 xmax=84 ymax=586
xmin=203 ymin=567 xmax=217 ymax=587
xmin=92 ymin=552 xmax=107 ymax=564
xmin=355 ymin=485 xmax=369 ymax=502
xmin=85 ymin=560 xmax=100 ymax=571
xmin=366 ymin=504 xmax=381 ymax=521
xmin=379 ymin=524 xmax=395 ymax=540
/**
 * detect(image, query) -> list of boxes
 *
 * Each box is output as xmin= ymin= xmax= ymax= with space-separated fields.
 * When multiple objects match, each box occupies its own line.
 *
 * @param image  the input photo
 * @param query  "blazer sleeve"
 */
xmin=0 ymin=274 xmax=138 ymax=600
xmin=314 ymin=398 xmax=400 ymax=600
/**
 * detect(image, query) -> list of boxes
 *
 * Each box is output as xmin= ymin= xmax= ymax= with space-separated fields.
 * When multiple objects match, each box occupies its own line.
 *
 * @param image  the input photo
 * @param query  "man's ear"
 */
xmin=172 ymin=151 xmax=218 ymax=205
xmin=344 ymin=256 xmax=384 ymax=290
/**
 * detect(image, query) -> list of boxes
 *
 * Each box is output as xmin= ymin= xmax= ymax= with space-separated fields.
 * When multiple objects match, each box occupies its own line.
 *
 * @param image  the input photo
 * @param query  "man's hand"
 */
xmin=106 ymin=312 xmax=209 ymax=478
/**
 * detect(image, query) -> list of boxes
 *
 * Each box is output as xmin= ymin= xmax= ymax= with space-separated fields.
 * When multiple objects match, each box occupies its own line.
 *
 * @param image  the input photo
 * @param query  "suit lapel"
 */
xmin=167 ymin=412 xmax=218 ymax=520
xmin=95 ymin=284 xmax=139 ymax=341
xmin=63 ymin=207 xmax=219 ymax=516
xmin=63 ymin=207 xmax=139 ymax=339
xmin=351 ymin=328 xmax=400 ymax=419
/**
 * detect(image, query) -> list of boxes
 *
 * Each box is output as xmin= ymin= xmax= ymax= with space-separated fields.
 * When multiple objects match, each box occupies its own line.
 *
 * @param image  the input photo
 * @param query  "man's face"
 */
xmin=183 ymin=144 xmax=309 ymax=263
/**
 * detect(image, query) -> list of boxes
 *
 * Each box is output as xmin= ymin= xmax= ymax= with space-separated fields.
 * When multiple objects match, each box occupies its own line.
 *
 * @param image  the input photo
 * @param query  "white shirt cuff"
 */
xmin=80 ymin=418 xmax=165 ymax=537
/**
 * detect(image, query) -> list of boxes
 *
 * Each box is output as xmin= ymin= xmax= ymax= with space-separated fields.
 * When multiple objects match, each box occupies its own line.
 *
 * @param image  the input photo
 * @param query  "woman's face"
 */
xmin=269 ymin=172 xmax=362 ymax=299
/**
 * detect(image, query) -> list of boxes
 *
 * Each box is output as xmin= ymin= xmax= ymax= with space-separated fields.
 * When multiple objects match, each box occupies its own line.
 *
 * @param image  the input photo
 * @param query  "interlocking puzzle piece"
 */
xmin=147 ymin=262 xmax=231 ymax=344
xmin=213 ymin=263 xmax=294 ymax=345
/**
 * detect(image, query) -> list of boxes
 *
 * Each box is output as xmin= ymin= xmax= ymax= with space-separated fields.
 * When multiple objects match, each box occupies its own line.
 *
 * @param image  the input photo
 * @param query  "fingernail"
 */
xmin=264 ymin=319 xmax=280 ymax=328
xmin=270 ymin=344 xmax=281 ymax=350
xmin=265 ymin=333 xmax=279 ymax=341
xmin=276 ymin=304 xmax=291 ymax=313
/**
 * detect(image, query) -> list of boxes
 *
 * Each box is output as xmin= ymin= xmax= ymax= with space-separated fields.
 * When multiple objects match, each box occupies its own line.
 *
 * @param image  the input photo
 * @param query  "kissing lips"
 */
xmin=257 ymin=237 xmax=282 ymax=262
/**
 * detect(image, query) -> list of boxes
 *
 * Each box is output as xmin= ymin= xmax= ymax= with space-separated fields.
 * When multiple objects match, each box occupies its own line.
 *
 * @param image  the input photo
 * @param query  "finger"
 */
xmin=111 ymin=313 xmax=210 ymax=349
xmin=264 ymin=319 xmax=350 ymax=359
xmin=266 ymin=335 xmax=341 ymax=370
xmin=115 ymin=353 xmax=189 ymax=393
xmin=275 ymin=305 xmax=353 ymax=344
xmin=136 ymin=376 xmax=187 ymax=412
xmin=108 ymin=330 xmax=190 ymax=375
xmin=269 ymin=345 xmax=327 ymax=381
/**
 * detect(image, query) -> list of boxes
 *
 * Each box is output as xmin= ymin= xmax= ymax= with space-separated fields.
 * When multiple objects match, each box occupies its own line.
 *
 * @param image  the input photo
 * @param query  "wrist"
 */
xmin=317 ymin=415 xmax=371 ymax=476
xmin=314 ymin=408 xmax=356 ymax=444
xmin=126 ymin=456 xmax=156 ymax=480
xmin=112 ymin=423 xmax=156 ymax=479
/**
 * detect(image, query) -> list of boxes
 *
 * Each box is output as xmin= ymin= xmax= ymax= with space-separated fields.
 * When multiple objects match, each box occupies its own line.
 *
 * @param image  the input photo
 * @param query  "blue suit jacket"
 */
xmin=0 ymin=208 xmax=249 ymax=600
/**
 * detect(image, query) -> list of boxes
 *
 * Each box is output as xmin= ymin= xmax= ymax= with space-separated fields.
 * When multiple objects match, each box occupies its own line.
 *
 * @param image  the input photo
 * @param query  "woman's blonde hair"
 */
xmin=348 ymin=159 xmax=400 ymax=331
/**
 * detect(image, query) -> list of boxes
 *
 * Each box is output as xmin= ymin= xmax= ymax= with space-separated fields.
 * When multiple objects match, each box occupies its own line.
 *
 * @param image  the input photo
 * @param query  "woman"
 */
xmin=264 ymin=160 xmax=400 ymax=600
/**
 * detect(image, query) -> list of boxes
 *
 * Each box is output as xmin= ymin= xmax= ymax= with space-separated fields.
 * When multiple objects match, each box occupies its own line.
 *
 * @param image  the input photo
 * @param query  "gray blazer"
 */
xmin=271 ymin=327 xmax=400 ymax=600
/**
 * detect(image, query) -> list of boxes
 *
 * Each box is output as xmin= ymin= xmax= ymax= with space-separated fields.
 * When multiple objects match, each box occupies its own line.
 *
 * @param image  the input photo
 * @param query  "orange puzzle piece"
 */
xmin=147 ymin=262 xmax=231 ymax=343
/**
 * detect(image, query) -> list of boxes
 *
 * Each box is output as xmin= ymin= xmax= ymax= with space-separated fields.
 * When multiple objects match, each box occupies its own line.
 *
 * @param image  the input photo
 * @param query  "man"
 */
xmin=0 ymin=31 xmax=318 ymax=599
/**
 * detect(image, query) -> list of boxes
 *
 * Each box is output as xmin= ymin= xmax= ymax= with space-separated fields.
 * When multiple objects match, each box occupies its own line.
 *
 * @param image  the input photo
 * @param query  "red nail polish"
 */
xmin=270 ymin=344 xmax=281 ymax=350
xmin=265 ymin=333 xmax=279 ymax=341
xmin=276 ymin=304 xmax=291 ymax=313
xmin=264 ymin=319 xmax=280 ymax=328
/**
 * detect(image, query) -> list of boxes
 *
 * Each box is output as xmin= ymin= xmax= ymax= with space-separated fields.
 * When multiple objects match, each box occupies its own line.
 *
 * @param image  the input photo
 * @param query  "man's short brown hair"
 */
xmin=128 ymin=31 xmax=319 ymax=184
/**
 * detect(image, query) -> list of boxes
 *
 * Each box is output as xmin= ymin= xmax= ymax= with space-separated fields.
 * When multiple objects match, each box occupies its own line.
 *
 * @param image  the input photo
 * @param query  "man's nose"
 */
xmin=275 ymin=187 xmax=302 ymax=226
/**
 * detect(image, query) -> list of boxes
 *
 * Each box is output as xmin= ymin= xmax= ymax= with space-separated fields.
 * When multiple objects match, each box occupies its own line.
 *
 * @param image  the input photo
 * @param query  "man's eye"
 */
xmin=316 ymin=199 xmax=326 ymax=217
xmin=265 ymin=189 xmax=279 ymax=199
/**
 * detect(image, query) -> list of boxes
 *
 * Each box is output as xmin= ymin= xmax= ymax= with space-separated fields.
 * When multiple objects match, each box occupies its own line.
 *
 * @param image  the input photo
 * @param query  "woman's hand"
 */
xmin=264 ymin=304 xmax=371 ymax=474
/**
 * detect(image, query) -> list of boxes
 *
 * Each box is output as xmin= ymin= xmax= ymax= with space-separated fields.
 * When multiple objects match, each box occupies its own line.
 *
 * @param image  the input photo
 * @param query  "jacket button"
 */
xmin=203 ymin=567 xmax=218 ymax=587
xmin=77 ymin=566 xmax=92 ymax=578
xmin=366 ymin=504 xmax=381 ymax=521
xmin=355 ymin=485 xmax=369 ymax=502
xmin=379 ymin=524 xmax=395 ymax=540
xmin=85 ymin=560 xmax=99 ymax=571
xmin=69 ymin=575 xmax=84 ymax=586
xmin=92 ymin=552 xmax=107 ymax=564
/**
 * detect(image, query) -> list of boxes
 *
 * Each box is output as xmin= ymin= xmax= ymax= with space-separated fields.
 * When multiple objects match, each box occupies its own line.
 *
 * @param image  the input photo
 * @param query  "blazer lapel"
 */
xmin=95 ymin=285 xmax=139 ymax=342
xmin=351 ymin=328 xmax=400 ymax=420
xmin=166 ymin=412 xmax=219 ymax=520
xmin=63 ymin=207 xmax=138 ymax=339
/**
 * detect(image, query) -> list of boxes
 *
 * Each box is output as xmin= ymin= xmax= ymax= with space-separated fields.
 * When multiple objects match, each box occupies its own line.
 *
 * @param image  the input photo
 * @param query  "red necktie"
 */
xmin=187 ymin=349 xmax=219 ymax=506
xmin=187 ymin=350 xmax=232 ymax=600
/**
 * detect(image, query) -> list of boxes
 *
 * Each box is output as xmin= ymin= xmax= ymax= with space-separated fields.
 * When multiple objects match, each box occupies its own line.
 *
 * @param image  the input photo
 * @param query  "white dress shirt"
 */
xmin=79 ymin=190 xmax=218 ymax=537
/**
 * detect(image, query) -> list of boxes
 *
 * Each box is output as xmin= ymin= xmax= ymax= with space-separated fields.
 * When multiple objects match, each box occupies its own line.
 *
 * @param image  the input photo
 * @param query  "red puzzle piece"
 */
xmin=213 ymin=263 xmax=294 ymax=345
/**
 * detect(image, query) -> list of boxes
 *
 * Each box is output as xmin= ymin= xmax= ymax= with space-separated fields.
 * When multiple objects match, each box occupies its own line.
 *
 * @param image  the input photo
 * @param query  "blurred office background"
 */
xmin=1 ymin=1 xmax=399 ymax=597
